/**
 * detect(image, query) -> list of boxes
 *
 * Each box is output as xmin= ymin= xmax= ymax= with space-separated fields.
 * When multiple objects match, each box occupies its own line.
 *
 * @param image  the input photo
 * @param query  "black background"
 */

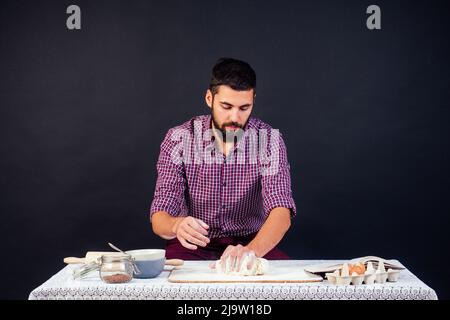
xmin=1 ymin=0 xmax=449 ymax=299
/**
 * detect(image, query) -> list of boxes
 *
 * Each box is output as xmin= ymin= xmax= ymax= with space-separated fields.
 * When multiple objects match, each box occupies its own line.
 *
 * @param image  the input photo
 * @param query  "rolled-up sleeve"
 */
xmin=260 ymin=131 xmax=297 ymax=219
xmin=149 ymin=129 xmax=188 ymax=221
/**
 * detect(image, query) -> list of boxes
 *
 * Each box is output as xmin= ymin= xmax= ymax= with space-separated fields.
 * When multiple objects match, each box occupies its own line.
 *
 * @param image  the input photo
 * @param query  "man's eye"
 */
xmin=240 ymin=107 xmax=249 ymax=111
xmin=222 ymin=105 xmax=232 ymax=110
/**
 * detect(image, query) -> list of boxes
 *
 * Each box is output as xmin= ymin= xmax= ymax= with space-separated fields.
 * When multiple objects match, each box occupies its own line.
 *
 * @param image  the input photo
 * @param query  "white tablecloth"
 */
xmin=29 ymin=260 xmax=438 ymax=300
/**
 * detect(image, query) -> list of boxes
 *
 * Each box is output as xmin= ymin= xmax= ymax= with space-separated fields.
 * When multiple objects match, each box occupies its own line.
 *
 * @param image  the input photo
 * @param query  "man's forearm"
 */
xmin=151 ymin=211 xmax=183 ymax=240
xmin=246 ymin=207 xmax=292 ymax=258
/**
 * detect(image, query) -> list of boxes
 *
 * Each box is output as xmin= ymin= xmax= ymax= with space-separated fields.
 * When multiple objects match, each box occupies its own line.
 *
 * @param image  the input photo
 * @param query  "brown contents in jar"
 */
xmin=102 ymin=274 xmax=132 ymax=284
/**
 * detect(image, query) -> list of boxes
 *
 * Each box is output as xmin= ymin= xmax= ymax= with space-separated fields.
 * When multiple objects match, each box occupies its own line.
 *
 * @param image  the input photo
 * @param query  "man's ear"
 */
xmin=205 ymin=89 xmax=213 ymax=108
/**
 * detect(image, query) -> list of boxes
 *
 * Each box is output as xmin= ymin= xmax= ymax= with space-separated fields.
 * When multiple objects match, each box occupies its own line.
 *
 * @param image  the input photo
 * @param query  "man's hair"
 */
xmin=209 ymin=58 xmax=256 ymax=96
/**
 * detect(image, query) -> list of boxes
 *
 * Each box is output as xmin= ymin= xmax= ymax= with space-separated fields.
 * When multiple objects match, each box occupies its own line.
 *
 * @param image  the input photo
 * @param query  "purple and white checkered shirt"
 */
xmin=150 ymin=114 xmax=297 ymax=238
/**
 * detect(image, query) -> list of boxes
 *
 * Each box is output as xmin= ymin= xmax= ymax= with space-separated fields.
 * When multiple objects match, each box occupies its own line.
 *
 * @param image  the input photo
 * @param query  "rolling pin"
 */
xmin=64 ymin=251 xmax=184 ymax=266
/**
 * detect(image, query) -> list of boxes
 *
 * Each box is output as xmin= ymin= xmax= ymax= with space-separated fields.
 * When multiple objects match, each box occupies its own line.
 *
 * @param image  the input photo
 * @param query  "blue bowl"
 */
xmin=125 ymin=249 xmax=166 ymax=279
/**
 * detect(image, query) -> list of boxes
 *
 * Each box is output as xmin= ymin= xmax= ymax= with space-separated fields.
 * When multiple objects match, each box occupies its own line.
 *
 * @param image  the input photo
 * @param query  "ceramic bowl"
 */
xmin=125 ymin=249 xmax=166 ymax=279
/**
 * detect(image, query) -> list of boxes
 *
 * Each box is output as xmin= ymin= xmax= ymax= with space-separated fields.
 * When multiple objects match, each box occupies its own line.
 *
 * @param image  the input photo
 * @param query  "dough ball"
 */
xmin=215 ymin=257 xmax=269 ymax=276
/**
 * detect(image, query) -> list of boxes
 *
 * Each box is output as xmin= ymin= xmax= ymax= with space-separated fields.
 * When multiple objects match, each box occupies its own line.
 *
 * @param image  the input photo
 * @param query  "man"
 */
xmin=150 ymin=58 xmax=296 ymax=273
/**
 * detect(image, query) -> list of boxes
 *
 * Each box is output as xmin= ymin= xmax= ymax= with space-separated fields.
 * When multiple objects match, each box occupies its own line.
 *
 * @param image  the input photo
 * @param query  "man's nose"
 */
xmin=229 ymin=109 xmax=241 ymax=124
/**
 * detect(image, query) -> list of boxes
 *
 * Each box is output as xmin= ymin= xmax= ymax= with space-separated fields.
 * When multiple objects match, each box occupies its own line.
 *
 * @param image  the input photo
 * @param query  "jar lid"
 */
xmin=100 ymin=253 xmax=133 ymax=263
xmin=73 ymin=261 xmax=100 ymax=279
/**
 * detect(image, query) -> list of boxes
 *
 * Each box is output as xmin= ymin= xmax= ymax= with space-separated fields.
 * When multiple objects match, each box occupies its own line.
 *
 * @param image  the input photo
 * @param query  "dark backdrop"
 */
xmin=1 ymin=0 xmax=449 ymax=299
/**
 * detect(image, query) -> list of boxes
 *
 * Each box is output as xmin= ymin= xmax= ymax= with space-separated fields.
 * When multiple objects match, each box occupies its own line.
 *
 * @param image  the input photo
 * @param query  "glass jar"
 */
xmin=99 ymin=254 xmax=134 ymax=284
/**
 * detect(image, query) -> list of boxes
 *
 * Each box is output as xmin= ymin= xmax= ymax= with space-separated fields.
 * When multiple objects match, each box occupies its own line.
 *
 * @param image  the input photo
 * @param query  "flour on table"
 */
xmin=215 ymin=257 xmax=269 ymax=276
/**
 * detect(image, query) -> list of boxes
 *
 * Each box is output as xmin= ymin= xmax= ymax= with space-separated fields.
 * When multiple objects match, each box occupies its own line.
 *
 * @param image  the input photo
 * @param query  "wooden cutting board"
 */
xmin=168 ymin=261 xmax=323 ymax=283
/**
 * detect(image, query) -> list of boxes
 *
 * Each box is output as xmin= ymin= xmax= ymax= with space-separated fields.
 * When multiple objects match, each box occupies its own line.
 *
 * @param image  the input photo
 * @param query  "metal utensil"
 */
xmin=107 ymin=242 xmax=142 ymax=275
xmin=108 ymin=242 xmax=127 ymax=254
xmin=108 ymin=242 xmax=184 ymax=267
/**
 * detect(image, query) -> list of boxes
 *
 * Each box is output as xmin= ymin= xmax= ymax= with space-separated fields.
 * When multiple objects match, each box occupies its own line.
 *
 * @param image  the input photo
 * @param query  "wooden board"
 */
xmin=64 ymin=251 xmax=125 ymax=264
xmin=168 ymin=261 xmax=323 ymax=283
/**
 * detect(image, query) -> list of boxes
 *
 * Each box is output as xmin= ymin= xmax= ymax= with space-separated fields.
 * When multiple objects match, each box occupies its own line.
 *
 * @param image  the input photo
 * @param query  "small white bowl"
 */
xmin=125 ymin=249 xmax=166 ymax=279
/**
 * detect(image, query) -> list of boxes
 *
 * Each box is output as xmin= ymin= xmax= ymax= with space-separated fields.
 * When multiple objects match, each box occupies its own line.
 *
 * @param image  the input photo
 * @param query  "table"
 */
xmin=29 ymin=260 xmax=438 ymax=300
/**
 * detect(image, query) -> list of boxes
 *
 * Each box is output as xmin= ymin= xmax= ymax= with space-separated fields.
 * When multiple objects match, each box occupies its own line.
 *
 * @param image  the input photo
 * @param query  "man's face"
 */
xmin=205 ymin=85 xmax=255 ymax=136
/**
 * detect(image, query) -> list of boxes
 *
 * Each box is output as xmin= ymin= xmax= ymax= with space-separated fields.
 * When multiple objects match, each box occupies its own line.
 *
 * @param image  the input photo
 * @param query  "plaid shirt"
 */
xmin=150 ymin=114 xmax=297 ymax=238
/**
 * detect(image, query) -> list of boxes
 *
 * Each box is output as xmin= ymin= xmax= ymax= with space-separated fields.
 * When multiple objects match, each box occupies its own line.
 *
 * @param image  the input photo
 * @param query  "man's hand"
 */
xmin=210 ymin=244 xmax=257 ymax=273
xmin=172 ymin=216 xmax=210 ymax=250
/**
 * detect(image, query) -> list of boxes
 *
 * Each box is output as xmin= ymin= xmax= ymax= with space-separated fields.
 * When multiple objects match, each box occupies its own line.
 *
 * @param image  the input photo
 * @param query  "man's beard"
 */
xmin=210 ymin=105 xmax=248 ymax=139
